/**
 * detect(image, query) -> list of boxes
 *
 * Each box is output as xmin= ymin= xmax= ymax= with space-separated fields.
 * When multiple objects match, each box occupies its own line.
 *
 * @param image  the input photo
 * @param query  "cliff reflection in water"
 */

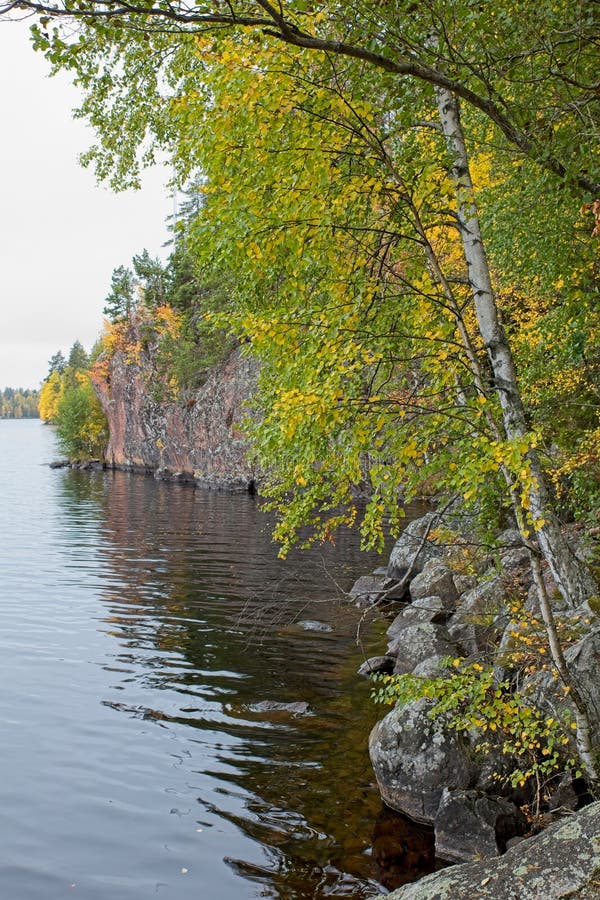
xmin=57 ymin=467 xmax=436 ymax=898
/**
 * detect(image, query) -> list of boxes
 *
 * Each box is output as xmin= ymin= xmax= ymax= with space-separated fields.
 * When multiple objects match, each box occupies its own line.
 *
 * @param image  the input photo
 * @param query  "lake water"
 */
xmin=0 ymin=419 xmax=434 ymax=899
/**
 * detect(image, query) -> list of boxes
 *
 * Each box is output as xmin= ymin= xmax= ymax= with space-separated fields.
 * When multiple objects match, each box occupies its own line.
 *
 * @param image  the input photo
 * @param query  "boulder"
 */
xmin=453 ymin=573 xmax=477 ymax=595
xmin=547 ymin=774 xmax=583 ymax=813
xmin=409 ymin=561 xmax=459 ymax=608
xmin=496 ymin=528 xmax=524 ymax=548
xmin=348 ymin=573 xmax=386 ymax=605
xmin=522 ymin=627 xmax=600 ymax=742
xmin=499 ymin=546 xmax=531 ymax=571
xmin=369 ymin=699 xmax=478 ymax=825
xmin=371 ymin=801 xmax=600 ymax=899
xmin=387 ymin=514 xmax=443 ymax=587
xmin=474 ymin=738 xmax=531 ymax=805
xmin=389 ymin=623 xmax=461 ymax=675
xmin=447 ymin=576 xmax=508 ymax=656
xmin=434 ymin=789 xmax=527 ymax=862
xmin=411 ymin=655 xmax=456 ymax=679
xmin=564 ymin=626 xmax=600 ymax=736
xmin=73 ymin=458 xmax=105 ymax=470
xmin=493 ymin=528 xmax=531 ymax=573
xmin=387 ymin=597 xmax=449 ymax=641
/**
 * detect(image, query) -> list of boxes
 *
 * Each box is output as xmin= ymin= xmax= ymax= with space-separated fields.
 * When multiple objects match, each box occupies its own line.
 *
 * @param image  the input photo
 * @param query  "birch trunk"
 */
xmin=435 ymin=86 xmax=597 ymax=610
xmin=529 ymin=553 xmax=599 ymax=786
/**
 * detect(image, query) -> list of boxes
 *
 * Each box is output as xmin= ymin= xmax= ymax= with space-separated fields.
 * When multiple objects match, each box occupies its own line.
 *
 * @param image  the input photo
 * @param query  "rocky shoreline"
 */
xmin=375 ymin=799 xmax=600 ymax=899
xmin=49 ymin=456 xmax=257 ymax=492
xmin=350 ymin=511 xmax=600 ymax=895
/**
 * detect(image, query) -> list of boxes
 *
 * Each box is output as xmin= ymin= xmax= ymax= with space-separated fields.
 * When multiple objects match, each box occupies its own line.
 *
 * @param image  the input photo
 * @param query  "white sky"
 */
xmin=0 ymin=18 xmax=173 ymax=389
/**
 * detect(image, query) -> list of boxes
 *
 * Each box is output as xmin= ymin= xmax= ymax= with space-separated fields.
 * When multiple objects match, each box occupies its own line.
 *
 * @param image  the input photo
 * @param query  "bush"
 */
xmin=55 ymin=375 xmax=108 ymax=458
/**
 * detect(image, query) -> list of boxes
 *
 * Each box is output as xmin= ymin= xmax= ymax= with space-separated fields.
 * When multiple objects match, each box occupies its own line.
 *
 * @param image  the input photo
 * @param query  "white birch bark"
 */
xmin=435 ymin=86 xmax=597 ymax=610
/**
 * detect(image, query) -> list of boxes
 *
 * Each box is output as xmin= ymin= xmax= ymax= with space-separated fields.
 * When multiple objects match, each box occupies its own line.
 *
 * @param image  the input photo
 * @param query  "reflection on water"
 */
xmin=0 ymin=421 xmax=435 ymax=899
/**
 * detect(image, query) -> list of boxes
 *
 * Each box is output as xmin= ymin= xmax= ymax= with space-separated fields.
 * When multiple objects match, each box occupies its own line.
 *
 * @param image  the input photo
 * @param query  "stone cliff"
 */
xmin=91 ymin=336 xmax=259 ymax=490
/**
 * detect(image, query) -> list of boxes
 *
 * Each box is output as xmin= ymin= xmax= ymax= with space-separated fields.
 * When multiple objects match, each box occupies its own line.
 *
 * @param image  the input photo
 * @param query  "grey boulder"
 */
xmin=387 ymin=514 xmax=443 ymax=587
xmin=409 ymin=560 xmax=459 ymax=608
xmin=369 ymin=698 xmax=478 ymax=825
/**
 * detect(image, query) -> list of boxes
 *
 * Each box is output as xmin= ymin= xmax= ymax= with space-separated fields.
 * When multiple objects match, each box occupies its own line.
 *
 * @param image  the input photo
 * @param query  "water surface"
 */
xmin=0 ymin=420 xmax=433 ymax=899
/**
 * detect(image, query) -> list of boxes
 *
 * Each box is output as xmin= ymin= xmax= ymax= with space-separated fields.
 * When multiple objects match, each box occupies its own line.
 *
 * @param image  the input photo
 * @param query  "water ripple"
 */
xmin=0 ymin=420 xmax=431 ymax=899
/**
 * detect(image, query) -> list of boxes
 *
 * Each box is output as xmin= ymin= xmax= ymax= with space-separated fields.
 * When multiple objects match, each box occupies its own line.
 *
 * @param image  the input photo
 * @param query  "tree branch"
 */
xmin=2 ymin=0 xmax=597 ymax=196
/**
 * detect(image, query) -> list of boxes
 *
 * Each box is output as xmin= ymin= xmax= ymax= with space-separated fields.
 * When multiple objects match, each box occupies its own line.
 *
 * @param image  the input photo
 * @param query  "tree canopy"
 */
xmin=3 ymin=0 xmax=596 ymax=194
xmin=7 ymin=0 xmax=600 ymax=788
xmin=9 ymin=0 xmax=596 ymax=548
xmin=39 ymin=341 xmax=108 ymax=456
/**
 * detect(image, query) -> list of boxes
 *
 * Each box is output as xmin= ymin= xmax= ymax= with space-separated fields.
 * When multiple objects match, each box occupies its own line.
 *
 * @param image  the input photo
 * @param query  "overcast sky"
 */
xmin=0 ymin=18 xmax=173 ymax=389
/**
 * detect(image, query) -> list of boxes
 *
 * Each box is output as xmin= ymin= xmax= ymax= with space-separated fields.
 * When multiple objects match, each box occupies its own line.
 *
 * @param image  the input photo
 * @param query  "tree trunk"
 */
xmin=529 ymin=552 xmax=599 ymax=786
xmin=435 ymin=86 xmax=597 ymax=610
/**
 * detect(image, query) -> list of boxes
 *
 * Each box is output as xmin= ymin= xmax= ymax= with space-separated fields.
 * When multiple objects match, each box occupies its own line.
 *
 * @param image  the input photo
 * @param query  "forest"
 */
xmin=0 ymin=386 xmax=39 ymax=418
xmin=14 ymin=0 xmax=600 ymax=808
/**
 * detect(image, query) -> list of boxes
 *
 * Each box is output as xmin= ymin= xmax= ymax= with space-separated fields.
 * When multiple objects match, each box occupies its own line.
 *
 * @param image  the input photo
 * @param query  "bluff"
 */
xmin=91 ymin=335 xmax=259 ymax=490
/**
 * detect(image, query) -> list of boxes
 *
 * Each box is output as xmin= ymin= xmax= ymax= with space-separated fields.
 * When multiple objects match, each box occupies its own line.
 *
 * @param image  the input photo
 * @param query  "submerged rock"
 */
xmin=372 ymin=801 xmax=600 ymax=899
xmin=49 ymin=459 xmax=69 ymax=469
xmin=371 ymin=805 xmax=437 ymax=891
xmin=246 ymin=700 xmax=312 ymax=716
xmin=434 ymin=788 xmax=526 ymax=862
xmin=296 ymin=619 xmax=333 ymax=632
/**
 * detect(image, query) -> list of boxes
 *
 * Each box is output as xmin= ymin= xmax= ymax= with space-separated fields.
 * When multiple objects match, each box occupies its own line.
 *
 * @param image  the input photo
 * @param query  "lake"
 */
xmin=0 ymin=419 xmax=433 ymax=899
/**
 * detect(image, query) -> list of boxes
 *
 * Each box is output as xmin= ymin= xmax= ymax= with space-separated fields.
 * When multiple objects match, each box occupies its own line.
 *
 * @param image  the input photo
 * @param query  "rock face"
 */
xmin=373 ymin=801 xmax=600 ymax=899
xmin=92 ymin=338 xmax=259 ymax=489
